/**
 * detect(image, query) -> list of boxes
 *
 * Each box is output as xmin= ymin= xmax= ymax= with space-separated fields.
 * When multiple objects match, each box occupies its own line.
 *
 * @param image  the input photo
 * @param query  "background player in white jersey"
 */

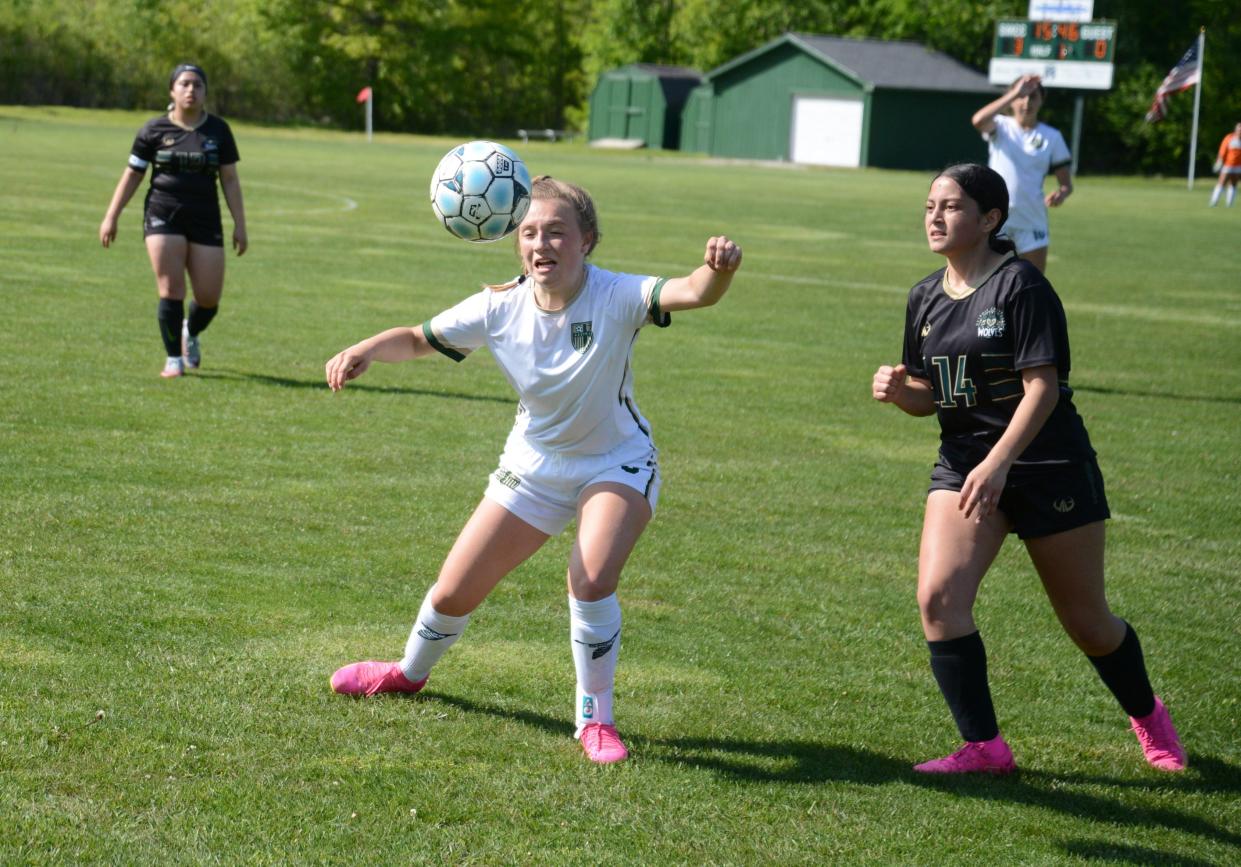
xmin=324 ymin=175 xmax=742 ymax=764
xmin=871 ymin=163 xmax=1184 ymax=775
xmin=972 ymin=74 xmax=1071 ymax=274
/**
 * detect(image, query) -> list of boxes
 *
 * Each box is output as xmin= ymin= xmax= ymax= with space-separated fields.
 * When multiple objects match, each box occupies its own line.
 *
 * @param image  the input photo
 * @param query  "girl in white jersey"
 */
xmin=324 ymin=176 xmax=742 ymax=764
xmin=972 ymin=74 xmax=1072 ymax=274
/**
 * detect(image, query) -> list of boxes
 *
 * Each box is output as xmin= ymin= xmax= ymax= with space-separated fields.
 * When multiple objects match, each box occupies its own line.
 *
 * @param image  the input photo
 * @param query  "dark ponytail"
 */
xmin=935 ymin=163 xmax=1016 ymax=255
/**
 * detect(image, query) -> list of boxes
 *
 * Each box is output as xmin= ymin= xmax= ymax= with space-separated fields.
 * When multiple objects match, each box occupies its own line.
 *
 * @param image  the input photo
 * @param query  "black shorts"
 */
xmin=929 ymin=457 xmax=1110 ymax=540
xmin=143 ymin=193 xmax=224 ymax=247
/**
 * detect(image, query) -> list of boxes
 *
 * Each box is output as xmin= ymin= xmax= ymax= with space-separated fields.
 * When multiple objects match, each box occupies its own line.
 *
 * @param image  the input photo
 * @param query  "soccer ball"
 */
xmin=429 ymin=141 xmax=532 ymax=242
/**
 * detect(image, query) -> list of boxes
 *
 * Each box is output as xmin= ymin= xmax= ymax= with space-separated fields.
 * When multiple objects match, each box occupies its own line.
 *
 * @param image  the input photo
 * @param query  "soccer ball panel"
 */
xmin=433 ymin=185 xmax=463 ymax=218
xmin=511 ymin=193 xmax=530 ymax=226
xmin=461 ymin=195 xmax=492 ymax=226
xmin=486 ymin=177 xmax=516 ymax=215
xmin=445 ymin=215 xmax=481 ymax=240
xmin=457 ymin=162 xmax=494 ymax=196
xmin=478 ymin=213 xmax=513 ymax=240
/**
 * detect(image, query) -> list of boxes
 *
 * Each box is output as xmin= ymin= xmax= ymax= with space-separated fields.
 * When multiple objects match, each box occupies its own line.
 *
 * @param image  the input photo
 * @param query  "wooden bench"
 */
xmin=517 ymin=128 xmax=574 ymax=144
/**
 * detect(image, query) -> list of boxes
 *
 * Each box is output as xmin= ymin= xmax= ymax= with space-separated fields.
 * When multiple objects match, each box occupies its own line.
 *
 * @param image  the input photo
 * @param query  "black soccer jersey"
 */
xmin=129 ymin=114 xmax=239 ymax=202
xmin=901 ymin=256 xmax=1095 ymax=471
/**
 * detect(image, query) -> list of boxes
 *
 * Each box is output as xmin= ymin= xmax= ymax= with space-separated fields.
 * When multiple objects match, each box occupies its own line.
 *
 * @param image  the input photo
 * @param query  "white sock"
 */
xmin=1228 ymin=186 xmax=1237 ymax=207
xmin=400 ymin=589 xmax=470 ymax=682
xmin=569 ymin=593 xmax=621 ymax=734
xmin=1209 ymin=184 xmax=1223 ymax=206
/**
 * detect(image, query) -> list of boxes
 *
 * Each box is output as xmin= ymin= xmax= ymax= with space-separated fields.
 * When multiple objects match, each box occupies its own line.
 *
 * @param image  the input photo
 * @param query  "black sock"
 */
xmin=187 ymin=300 xmax=218 ymax=337
xmin=928 ymin=631 xmax=1000 ymax=743
xmin=1086 ymin=621 xmax=1156 ymax=718
xmin=158 ymin=298 xmax=184 ymax=356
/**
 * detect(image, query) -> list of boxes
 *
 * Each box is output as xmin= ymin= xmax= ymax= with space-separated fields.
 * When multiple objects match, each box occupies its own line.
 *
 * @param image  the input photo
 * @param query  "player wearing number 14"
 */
xmin=871 ymin=164 xmax=1185 ymax=775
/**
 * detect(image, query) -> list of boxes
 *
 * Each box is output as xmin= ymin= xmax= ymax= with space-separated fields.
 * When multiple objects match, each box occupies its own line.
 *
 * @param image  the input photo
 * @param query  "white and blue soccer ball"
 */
xmin=429 ymin=140 xmax=532 ymax=242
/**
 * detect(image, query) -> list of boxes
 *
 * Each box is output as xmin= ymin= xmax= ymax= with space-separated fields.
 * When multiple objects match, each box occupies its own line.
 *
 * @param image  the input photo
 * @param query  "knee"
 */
xmin=918 ymin=587 xmax=953 ymax=635
xmin=568 ymin=570 xmax=618 ymax=603
xmin=1062 ymin=615 xmax=1125 ymax=656
xmin=156 ymin=275 xmax=186 ymax=295
xmin=917 ymin=584 xmax=968 ymax=633
xmin=427 ymin=584 xmax=475 ymax=618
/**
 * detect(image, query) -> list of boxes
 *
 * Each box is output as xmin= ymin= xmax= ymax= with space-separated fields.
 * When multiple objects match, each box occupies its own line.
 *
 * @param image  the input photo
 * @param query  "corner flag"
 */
xmin=356 ymin=86 xmax=373 ymax=142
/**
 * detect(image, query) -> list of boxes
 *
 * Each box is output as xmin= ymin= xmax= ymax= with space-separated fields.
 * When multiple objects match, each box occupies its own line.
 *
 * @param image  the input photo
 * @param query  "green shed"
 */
xmin=588 ymin=64 xmax=704 ymax=150
xmin=681 ymin=33 xmax=999 ymax=170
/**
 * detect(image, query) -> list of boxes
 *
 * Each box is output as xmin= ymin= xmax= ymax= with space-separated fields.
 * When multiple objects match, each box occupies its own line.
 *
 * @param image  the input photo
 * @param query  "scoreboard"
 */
xmin=989 ymin=19 xmax=1117 ymax=89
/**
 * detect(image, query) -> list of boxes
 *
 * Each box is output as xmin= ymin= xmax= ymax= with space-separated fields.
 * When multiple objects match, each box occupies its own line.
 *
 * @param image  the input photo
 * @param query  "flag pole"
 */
xmin=1187 ymin=28 xmax=1204 ymax=190
xmin=366 ymin=90 xmax=373 ymax=143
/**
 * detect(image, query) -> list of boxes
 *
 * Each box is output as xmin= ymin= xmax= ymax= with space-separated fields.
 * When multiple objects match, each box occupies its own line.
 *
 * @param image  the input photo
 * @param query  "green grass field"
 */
xmin=1 ymin=105 xmax=1238 ymax=864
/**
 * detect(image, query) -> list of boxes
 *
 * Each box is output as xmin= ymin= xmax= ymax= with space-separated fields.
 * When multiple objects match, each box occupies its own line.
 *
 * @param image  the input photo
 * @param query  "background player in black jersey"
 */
xmin=100 ymin=63 xmax=247 ymax=378
xmin=871 ymin=163 xmax=1185 ymax=775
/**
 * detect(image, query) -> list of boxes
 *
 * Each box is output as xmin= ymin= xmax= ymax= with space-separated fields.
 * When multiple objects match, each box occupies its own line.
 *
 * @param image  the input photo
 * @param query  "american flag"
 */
xmin=1145 ymin=40 xmax=1201 ymax=123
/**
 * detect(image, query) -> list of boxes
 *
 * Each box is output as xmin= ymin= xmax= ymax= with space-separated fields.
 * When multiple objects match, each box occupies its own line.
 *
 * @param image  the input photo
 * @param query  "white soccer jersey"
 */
xmin=423 ymin=264 xmax=670 ymax=455
xmin=985 ymin=114 xmax=1072 ymax=231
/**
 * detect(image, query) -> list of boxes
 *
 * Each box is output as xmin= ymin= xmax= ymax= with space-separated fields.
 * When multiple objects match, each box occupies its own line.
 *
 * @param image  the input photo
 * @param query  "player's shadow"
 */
xmin=193 ymin=367 xmax=512 ymax=404
xmin=1073 ymin=383 xmax=1241 ymax=405
xmin=1057 ymin=840 xmax=1222 ymax=866
xmin=429 ymin=692 xmax=1241 ymax=852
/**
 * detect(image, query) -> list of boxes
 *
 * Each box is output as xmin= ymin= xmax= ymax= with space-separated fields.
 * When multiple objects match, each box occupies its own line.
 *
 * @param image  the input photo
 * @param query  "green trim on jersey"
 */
xmin=422 ymin=321 xmax=465 ymax=362
xmin=648 ymin=278 xmax=672 ymax=328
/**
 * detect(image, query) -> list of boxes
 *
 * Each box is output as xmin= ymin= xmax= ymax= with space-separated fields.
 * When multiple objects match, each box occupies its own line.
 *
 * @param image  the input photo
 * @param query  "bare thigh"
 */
xmin=430 ymin=498 xmax=550 ymax=616
xmin=186 ymin=242 xmax=226 ymax=307
xmin=917 ymin=490 xmax=1011 ymax=640
xmin=145 ymin=234 xmax=189 ymax=299
xmin=567 ymin=483 xmax=651 ymax=602
xmin=1024 ymin=520 xmax=1124 ymax=655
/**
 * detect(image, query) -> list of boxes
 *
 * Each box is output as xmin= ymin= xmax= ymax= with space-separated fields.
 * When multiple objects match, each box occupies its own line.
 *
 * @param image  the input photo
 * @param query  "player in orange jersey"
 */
xmin=1208 ymin=121 xmax=1241 ymax=207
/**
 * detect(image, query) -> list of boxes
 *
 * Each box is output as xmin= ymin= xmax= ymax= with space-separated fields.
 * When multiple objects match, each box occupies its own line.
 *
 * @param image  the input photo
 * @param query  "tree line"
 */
xmin=1 ymin=0 xmax=1236 ymax=175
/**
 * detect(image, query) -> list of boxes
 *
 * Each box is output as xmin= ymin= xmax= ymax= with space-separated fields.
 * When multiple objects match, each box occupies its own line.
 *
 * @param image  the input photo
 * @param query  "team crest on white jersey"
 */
xmin=977 ymin=307 xmax=1006 ymax=338
xmin=571 ymin=321 xmax=593 ymax=353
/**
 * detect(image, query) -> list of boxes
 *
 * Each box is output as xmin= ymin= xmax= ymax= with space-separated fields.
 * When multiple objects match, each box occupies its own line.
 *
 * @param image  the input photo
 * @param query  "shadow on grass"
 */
xmin=1073 ymin=383 xmax=1241 ymax=406
xmin=430 ymin=691 xmax=1241 ymax=853
xmin=192 ymin=367 xmax=512 ymax=404
xmin=1059 ymin=839 xmax=1222 ymax=866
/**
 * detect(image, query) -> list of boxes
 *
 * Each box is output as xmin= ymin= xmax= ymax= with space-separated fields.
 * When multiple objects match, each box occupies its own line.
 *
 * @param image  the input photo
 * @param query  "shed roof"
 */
xmin=708 ymin=32 xmax=997 ymax=95
xmin=611 ymin=63 xmax=704 ymax=82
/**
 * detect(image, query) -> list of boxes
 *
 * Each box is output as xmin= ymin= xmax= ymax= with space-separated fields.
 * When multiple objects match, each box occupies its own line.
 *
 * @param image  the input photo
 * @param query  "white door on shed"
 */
xmin=789 ymin=96 xmax=863 ymax=167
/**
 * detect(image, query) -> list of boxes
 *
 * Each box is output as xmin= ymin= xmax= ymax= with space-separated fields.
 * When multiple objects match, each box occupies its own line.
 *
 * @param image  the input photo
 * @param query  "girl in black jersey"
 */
xmin=871 ymin=163 xmax=1185 ymax=775
xmin=100 ymin=64 xmax=247 ymax=378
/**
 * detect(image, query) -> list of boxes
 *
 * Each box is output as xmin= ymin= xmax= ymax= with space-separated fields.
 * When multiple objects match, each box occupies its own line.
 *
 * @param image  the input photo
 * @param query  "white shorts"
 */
xmin=484 ymin=430 xmax=662 ymax=535
xmin=999 ymin=223 xmax=1050 ymax=254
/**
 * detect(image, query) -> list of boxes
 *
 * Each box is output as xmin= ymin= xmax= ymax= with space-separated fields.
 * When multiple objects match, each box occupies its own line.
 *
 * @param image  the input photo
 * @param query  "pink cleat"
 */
xmin=330 ymin=661 xmax=426 ymax=697
xmin=160 ymin=356 xmax=184 ymax=378
xmin=914 ymin=734 xmax=1016 ymax=775
xmin=579 ymin=723 xmax=628 ymax=764
xmin=1130 ymin=696 xmax=1186 ymax=772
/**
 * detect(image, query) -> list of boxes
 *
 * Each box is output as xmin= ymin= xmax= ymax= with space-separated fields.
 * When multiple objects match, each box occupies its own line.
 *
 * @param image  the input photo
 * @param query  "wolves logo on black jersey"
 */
xmin=976 ymin=307 xmax=1006 ymax=338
